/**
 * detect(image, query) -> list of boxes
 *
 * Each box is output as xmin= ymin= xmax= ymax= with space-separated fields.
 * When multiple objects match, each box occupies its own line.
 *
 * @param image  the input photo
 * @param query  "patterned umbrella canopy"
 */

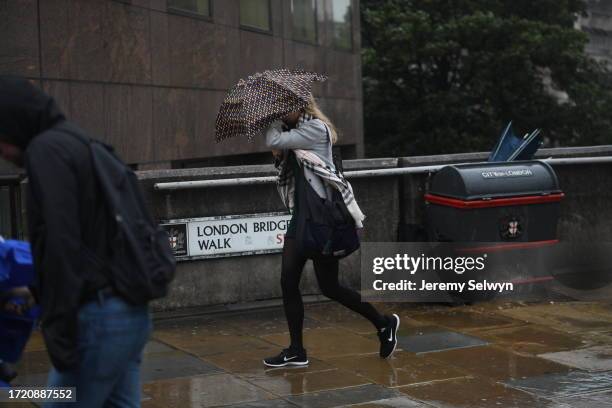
xmin=215 ymin=69 xmax=327 ymax=142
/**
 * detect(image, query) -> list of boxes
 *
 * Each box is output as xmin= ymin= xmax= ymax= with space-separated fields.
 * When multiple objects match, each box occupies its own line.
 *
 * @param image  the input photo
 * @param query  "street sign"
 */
xmin=160 ymin=212 xmax=291 ymax=261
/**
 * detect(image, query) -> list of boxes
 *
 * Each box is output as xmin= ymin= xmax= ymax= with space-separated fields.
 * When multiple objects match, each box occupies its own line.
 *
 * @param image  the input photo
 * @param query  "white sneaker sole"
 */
xmin=263 ymin=359 xmax=309 ymax=368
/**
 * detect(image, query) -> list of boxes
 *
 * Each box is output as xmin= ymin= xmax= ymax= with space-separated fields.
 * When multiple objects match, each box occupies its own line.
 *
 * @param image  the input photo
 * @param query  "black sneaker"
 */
xmin=378 ymin=314 xmax=400 ymax=358
xmin=263 ymin=348 xmax=309 ymax=367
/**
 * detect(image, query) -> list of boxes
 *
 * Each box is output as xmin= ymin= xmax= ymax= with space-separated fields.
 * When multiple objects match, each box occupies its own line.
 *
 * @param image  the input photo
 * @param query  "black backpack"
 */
xmin=70 ymin=130 xmax=176 ymax=305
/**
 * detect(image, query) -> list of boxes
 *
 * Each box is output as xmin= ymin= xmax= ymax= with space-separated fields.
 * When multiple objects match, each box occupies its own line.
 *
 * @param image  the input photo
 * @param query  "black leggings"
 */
xmin=281 ymin=237 xmax=387 ymax=351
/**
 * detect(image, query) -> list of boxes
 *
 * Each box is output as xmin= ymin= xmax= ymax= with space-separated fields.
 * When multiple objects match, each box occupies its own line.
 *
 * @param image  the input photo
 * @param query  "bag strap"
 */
xmin=55 ymin=124 xmax=117 ymax=282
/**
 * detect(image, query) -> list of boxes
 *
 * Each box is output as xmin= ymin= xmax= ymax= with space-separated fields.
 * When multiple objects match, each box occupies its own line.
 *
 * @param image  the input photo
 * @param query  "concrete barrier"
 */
xmin=140 ymin=158 xmax=399 ymax=311
xmin=137 ymin=146 xmax=612 ymax=311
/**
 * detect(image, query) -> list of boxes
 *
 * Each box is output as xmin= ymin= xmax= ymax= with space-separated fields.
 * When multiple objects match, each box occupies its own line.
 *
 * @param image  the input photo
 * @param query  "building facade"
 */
xmin=579 ymin=0 xmax=612 ymax=69
xmin=0 ymin=0 xmax=364 ymax=170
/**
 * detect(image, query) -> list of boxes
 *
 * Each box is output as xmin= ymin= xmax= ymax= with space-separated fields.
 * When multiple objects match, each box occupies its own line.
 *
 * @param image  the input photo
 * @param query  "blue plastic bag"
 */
xmin=0 ymin=239 xmax=38 ymax=364
xmin=0 ymin=240 xmax=34 ymax=291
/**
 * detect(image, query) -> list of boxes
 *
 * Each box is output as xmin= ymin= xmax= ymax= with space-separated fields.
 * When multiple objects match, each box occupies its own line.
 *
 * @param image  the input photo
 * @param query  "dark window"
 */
xmin=331 ymin=0 xmax=352 ymax=50
xmin=240 ymin=0 xmax=271 ymax=32
xmin=168 ymin=0 xmax=211 ymax=16
xmin=291 ymin=0 xmax=317 ymax=44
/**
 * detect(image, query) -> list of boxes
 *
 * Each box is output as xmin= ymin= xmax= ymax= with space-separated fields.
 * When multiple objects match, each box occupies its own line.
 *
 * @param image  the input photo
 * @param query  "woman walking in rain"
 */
xmin=261 ymin=97 xmax=400 ymax=367
xmin=215 ymin=70 xmax=399 ymax=367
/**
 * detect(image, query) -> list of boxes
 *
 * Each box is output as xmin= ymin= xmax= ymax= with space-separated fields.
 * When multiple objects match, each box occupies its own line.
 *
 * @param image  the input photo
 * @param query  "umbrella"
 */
xmin=215 ymin=69 xmax=327 ymax=142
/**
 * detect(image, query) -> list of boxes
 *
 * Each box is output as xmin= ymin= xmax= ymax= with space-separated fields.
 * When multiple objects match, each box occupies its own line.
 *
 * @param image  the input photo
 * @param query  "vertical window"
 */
xmin=240 ymin=0 xmax=271 ymax=32
xmin=331 ymin=0 xmax=352 ymax=50
xmin=168 ymin=0 xmax=211 ymax=16
xmin=291 ymin=0 xmax=317 ymax=44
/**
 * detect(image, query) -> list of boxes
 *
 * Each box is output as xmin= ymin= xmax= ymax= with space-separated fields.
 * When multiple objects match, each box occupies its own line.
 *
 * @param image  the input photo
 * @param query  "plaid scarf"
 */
xmin=275 ymin=116 xmax=365 ymax=228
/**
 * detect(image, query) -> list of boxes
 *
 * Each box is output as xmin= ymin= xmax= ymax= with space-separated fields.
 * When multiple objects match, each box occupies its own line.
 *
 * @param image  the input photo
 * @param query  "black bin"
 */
xmin=425 ymin=161 xmax=563 ymax=243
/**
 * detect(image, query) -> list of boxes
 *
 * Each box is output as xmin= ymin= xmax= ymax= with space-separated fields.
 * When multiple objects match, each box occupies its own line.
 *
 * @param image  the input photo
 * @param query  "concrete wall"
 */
xmin=139 ymin=157 xmax=399 ymax=310
xmin=139 ymin=146 xmax=612 ymax=311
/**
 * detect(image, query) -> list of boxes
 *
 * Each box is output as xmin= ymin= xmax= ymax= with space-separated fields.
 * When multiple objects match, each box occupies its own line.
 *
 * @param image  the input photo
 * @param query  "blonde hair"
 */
xmin=303 ymin=97 xmax=338 ymax=144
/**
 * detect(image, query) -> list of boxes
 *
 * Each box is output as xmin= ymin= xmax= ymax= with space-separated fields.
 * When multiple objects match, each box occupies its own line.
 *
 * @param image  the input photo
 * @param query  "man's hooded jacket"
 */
xmin=0 ymin=76 xmax=111 ymax=371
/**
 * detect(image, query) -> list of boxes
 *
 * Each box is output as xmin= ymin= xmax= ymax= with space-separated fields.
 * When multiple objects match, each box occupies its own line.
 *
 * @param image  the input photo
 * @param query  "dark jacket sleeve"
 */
xmin=26 ymin=137 xmax=84 ymax=371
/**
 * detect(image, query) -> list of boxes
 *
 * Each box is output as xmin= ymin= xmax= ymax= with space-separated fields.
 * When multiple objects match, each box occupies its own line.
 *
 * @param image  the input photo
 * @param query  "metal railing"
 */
xmin=154 ymin=156 xmax=612 ymax=191
xmin=0 ymin=174 xmax=24 ymax=239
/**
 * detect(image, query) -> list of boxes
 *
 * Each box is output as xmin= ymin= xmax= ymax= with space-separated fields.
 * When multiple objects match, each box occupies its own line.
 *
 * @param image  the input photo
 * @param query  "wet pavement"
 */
xmin=8 ymin=300 xmax=612 ymax=407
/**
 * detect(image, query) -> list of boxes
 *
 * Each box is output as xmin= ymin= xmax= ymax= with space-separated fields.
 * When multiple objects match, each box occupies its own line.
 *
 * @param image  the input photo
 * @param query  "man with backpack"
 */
xmin=0 ymin=76 xmax=174 ymax=407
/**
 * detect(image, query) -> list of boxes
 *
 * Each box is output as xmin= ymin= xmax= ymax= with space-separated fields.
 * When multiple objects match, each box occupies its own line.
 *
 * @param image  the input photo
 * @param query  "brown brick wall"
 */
xmin=0 ymin=0 xmax=364 ymax=166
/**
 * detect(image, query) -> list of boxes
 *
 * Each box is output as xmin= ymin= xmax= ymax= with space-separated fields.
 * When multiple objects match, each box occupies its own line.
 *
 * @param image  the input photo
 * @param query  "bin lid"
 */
xmin=428 ymin=160 xmax=561 ymax=201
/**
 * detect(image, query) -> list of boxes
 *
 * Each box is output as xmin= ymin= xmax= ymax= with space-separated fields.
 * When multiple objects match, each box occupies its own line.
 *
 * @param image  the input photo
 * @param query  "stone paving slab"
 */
xmin=429 ymin=346 xmax=571 ymax=381
xmin=142 ymin=373 xmax=277 ymax=407
xmin=249 ymin=368 xmax=371 ymax=397
xmin=153 ymin=331 xmax=278 ymax=357
xmin=143 ymin=340 xmax=175 ymax=354
xmin=154 ymin=315 xmax=242 ymax=336
xmin=141 ymin=351 xmax=223 ymax=382
xmin=504 ymin=370 xmax=612 ymax=398
xmin=203 ymin=352 xmax=336 ymax=381
xmin=305 ymin=303 xmax=415 ymax=336
xmin=261 ymin=328 xmax=380 ymax=359
xmin=21 ymin=330 xmax=45 ymax=353
xmin=14 ymin=350 xmax=51 ymax=375
xmin=398 ymin=377 xmax=564 ymax=408
xmin=539 ymin=345 xmax=612 ymax=372
xmin=580 ymin=330 xmax=612 ymax=349
xmin=223 ymin=399 xmax=301 ymax=408
xmin=14 ymin=341 xmax=182 ymax=381
xmin=224 ymin=308 xmax=331 ymax=336
xmin=11 ymin=372 xmax=48 ymax=388
xmin=409 ymin=309 xmax=524 ymax=332
xmin=471 ymin=324 xmax=589 ymax=354
xmin=0 ymin=402 xmax=38 ymax=408
xmin=285 ymin=384 xmax=399 ymax=408
xmin=395 ymin=325 xmax=449 ymax=338
xmin=560 ymin=390 xmax=612 ymax=407
xmin=338 ymin=396 xmax=432 ymax=407
xmin=326 ymin=352 xmax=468 ymax=388
xmin=498 ymin=302 xmax=612 ymax=333
xmin=397 ymin=330 xmax=489 ymax=354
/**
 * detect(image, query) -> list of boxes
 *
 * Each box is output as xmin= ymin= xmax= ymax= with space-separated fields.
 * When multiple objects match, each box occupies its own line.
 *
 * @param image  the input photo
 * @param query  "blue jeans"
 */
xmin=44 ymin=295 xmax=151 ymax=408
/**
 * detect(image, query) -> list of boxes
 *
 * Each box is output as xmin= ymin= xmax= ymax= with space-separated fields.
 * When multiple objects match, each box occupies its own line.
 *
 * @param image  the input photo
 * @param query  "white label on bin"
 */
xmin=481 ymin=169 xmax=533 ymax=179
